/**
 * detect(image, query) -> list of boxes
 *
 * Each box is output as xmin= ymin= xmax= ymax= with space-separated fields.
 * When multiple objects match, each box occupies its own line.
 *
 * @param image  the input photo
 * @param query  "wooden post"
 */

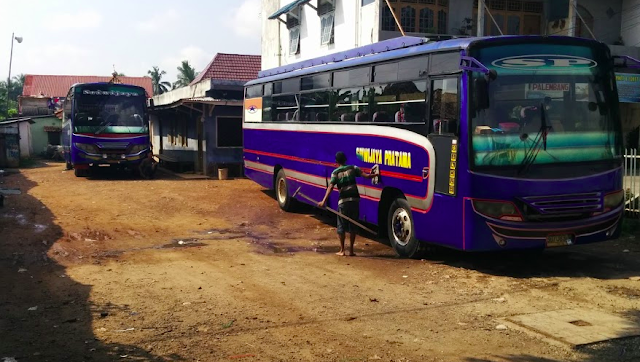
xmin=384 ymin=0 xmax=405 ymax=36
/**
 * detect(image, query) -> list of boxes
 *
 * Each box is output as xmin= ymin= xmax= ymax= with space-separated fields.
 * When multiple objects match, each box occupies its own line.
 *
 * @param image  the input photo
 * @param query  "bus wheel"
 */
xmin=74 ymin=168 xmax=85 ymax=177
xmin=387 ymin=198 xmax=420 ymax=258
xmin=275 ymin=169 xmax=295 ymax=212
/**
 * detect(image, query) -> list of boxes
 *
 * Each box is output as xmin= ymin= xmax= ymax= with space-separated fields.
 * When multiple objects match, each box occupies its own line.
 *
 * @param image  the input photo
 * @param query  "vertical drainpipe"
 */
xmin=567 ymin=0 xmax=577 ymax=37
xmin=477 ymin=0 xmax=485 ymax=37
xmin=355 ymin=0 xmax=360 ymax=48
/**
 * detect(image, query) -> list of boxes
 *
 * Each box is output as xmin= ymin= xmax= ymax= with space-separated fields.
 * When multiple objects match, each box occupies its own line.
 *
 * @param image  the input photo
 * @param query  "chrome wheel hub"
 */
xmin=277 ymin=177 xmax=287 ymax=204
xmin=392 ymin=208 xmax=412 ymax=246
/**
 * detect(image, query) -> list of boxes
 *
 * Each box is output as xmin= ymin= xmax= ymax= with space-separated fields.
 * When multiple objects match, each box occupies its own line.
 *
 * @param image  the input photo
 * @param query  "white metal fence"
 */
xmin=624 ymin=149 xmax=640 ymax=216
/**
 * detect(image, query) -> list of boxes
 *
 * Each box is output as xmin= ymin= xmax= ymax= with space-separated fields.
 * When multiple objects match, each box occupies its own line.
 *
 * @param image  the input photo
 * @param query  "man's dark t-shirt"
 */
xmin=330 ymin=165 xmax=362 ymax=204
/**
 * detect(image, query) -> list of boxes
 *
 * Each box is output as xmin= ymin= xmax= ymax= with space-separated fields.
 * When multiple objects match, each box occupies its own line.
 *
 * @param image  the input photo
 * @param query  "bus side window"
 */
xmin=430 ymin=78 xmax=459 ymax=135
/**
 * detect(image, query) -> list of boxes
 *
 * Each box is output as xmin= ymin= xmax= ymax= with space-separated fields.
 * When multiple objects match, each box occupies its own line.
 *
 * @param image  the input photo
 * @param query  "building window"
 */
xmin=473 ymin=0 xmax=543 ymax=35
xmin=289 ymin=26 xmax=300 ymax=55
xmin=437 ymin=9 xmax=447 ymax=34
xmin=46 ymin=131 xmax=61 ymax=146
xmin=381 ymin=6 xmax=396 ymax=31
xmin=419 ymin=8 xmax=435 ymax=33
xmin=217 ymin=117 xmax=243 ymax=148
xmin=401 ymin=6 xmax=416 ymax=33
xmin=287 ymin=5 xmax=301 ymax=55
xmin=320 ymin=12 xmax=335 ymax=45
xmin=317 ymin=0 xmax=335 ymax=15
xmin=384 ymin=0 xmax=448 ymax=34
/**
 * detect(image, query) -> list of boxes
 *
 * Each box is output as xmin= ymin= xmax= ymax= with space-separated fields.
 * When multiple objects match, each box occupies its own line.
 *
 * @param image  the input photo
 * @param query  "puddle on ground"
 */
xmin=201 ymin=227 xmax=336 ymax=255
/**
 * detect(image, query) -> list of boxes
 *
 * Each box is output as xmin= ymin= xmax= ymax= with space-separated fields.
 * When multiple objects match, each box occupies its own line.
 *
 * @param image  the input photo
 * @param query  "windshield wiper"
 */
xmin=517 ymin=103 xmax=552 ymax=175
xmin=94 ymin=122 xmax=112 ymax=135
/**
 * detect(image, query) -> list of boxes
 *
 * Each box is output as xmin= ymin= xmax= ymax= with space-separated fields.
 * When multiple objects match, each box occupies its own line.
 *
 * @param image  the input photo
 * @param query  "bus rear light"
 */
xmin=472 ymin=199 xmax=523 ymax=221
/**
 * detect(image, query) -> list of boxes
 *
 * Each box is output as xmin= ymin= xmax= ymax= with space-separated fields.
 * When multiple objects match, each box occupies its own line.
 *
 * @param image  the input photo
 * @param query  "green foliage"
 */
xmin=0 ymin=74 xmax=24 ymax=119
xmin=147 ymin=66 xmax=171 ymax=95
xmin=173 ymin=60 xmax=199 ymax=89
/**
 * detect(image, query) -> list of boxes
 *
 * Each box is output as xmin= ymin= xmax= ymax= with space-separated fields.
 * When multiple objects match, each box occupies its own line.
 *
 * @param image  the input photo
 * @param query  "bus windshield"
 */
xmin=73 ymin=85 xmax=148 ymax=134
xmin=470 ymin=43 xmax=621 ymax=173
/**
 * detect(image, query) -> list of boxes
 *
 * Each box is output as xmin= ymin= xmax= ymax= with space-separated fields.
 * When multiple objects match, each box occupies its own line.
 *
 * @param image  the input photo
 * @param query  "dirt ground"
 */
xmin=1 ymin=162 xmax=639 ymax=362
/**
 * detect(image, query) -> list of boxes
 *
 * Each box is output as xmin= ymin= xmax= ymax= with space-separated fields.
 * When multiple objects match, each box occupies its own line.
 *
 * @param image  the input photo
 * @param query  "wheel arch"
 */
xmin=272 ymin=164 xmax=283 ymax=190
xmin=377 ymin=187 xmax=406 ymax=237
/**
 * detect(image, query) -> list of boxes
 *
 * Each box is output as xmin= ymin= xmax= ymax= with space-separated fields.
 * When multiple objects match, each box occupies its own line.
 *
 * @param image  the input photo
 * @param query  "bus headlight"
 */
xmin=472 ymin=199 xmax=523 ymax=221
xmin=74 ymin=143 xmax=97 ymax=154
xmin=129 ymin=145 xmax=148 ymax=154
xmin=603 ymin=190 xmax=624 ymax=211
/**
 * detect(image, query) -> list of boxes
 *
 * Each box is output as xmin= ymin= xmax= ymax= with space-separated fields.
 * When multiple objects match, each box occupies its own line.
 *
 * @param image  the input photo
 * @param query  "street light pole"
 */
xmin=6 ymin=32 xmax=23 ymax=119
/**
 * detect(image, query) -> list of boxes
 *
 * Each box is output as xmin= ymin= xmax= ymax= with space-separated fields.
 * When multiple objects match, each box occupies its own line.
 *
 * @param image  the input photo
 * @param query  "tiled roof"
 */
xmin=190 ymin=53 xmax=261 ymax=85
xmin=22 ymin=75 xmax=154 ymax=97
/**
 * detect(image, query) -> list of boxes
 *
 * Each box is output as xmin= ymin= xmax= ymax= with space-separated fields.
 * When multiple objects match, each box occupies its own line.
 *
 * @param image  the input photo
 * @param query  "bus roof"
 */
xmin=246 ymin=35 xmax=604 ymax=86
xmin=72 ymin=82 xmax=146 ymax=89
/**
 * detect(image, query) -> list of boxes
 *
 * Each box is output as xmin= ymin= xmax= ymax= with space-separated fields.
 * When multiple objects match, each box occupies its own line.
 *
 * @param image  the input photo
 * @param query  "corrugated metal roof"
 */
xmin=22 ymin=75 xmax=154 ymax=97
xmin=268 ymin=0 xmax=311 ymax=19
xmin=190 ymin=53 xmax=261 ymax=86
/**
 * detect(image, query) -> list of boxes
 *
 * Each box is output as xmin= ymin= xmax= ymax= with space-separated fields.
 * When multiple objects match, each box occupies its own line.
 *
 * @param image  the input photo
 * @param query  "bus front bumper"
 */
xmin=467 ymin=206 xmax=623 ymax=251
xmin=76 ymin=151 xmax=147 ymax=165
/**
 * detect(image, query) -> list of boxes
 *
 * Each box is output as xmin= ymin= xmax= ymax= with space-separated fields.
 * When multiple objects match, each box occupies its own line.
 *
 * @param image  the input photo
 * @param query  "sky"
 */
xmin=0 ymin=0 xmax=262 ymax=84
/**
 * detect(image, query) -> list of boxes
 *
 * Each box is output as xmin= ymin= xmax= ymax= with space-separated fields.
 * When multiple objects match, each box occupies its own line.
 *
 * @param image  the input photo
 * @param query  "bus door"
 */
xmin=427 ymin=77 xmax=459 ymax=197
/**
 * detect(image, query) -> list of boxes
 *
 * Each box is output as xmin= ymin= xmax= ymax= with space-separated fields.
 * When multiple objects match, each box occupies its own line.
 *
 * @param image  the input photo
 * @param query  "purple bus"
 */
xmin=243 ymin=36 xmax=624 ymax=257
xmin=62 ymin=83 xmax=153 ymax=178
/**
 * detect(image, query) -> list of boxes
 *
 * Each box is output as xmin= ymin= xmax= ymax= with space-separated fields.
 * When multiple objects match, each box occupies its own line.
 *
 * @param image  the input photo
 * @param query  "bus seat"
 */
xmin=292 ymin=110 xmax=299 ymax=121
xmin=277 ymin=113 xmax=286 ymax=122
xmin=355 ymin=112 xmax=368 ymax=122
xmin=286 ymin=112 xmax=295 ymax=121
xmin=373 ymin=111 xmax=389 ymax=123
xmin=316 ymin=112 xmax=328 ymax=122
xmin=341 ymin=113 xmax=354 ymax=122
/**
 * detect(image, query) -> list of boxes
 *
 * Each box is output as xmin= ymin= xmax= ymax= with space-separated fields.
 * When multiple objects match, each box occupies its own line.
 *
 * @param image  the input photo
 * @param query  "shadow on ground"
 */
xmin=0 ymin=171 xmax=184 ymax=361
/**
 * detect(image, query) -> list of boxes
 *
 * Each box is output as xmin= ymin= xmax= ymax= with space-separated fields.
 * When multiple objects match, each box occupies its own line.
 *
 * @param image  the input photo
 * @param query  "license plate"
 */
xmin=546 ymin=234 xmax=574 ymax=247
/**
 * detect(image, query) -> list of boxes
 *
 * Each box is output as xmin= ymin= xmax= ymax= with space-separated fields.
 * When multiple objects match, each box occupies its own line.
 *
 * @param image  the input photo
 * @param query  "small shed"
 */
xmin=149 ymin=53 xmax=260 ymax=177
xmin=0 ymin=118 xmax=35 ymax=167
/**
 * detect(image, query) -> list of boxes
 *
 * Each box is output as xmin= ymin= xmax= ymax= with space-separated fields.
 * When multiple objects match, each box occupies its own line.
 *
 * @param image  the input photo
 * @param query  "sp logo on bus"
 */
xmin=491 ymin=55 xmax=597 ymax=71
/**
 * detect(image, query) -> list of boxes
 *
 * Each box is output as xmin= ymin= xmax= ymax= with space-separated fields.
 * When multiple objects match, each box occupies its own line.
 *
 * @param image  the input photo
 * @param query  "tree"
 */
xmin=147 ymin=66 xmax=171 ymax=95
xmin=173 ymin=60 xmax=199 ymax=89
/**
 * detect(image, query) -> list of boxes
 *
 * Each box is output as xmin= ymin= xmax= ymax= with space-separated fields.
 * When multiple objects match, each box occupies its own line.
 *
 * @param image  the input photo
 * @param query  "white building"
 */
xmin=262 ymin=0 xmax=640 ymax=69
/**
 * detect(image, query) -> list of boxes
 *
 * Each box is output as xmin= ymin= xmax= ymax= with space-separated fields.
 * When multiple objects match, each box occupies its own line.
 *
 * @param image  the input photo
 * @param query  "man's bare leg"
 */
xmin=336 ymin=233 xmax=346 ymax=256
xmin=348 ymin=232 xmax=356 ymax=256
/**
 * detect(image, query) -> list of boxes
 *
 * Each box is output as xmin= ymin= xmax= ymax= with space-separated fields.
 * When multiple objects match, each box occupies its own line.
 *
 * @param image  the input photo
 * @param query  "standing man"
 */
xmin=318 ymin=151 xmax=377 ymax=256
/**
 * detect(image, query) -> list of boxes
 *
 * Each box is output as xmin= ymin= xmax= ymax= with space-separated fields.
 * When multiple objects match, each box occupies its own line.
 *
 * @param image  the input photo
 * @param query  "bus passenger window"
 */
xmin=272 ymin=95 xmax=299 ymax=122
xmin=430 ymin=78 xmax=459 ymax=135
xmin=373 ymin=80 xmax=427 ymax=123
xmin=333 ymin=87 xmax=367 ymax=122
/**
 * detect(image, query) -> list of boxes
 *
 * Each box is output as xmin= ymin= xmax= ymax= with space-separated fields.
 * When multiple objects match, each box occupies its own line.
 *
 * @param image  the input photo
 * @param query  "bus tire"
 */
xmin=387 ymin=198 xmax=420 ymax=258
xmin=74 ymin=168 xmax=85 ymax=177
xmin=275 ymin=169 xmax=295 ymax=212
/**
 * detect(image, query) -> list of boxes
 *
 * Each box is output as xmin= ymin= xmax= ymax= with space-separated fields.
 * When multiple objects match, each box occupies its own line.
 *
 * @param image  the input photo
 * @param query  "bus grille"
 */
xmin=521 ymin=193 xmax=602 ymax=219
xmin=96 ymin=142 xmax=130 ymax=150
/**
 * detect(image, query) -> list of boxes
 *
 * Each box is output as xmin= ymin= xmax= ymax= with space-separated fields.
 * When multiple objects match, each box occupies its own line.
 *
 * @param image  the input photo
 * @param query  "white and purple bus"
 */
xmin=62 ymin=83 xmax=153 ymax=178
xmin=243 ymin=36 xmax=630 ymax=257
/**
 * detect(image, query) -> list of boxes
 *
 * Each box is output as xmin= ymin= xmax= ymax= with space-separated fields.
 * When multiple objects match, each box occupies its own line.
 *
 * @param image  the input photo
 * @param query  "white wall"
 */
xmin=18 ymin=122 xmax=32 ymax=158
xmin=621 ymin=0 xmax=640 ymax=46
xmin=262 ymin=0 xmax=282 ymax=70
xmin=262 ymin=0 xmax=376 ymax=71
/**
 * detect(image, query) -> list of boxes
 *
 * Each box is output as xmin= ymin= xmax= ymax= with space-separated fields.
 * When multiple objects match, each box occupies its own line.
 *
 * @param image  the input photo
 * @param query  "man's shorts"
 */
xmin=337 ymin=200 xmax=359 ymax=235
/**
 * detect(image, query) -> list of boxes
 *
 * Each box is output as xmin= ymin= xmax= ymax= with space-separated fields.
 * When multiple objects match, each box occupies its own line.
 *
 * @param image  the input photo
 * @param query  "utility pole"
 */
xmin=477 ymin=0 xmax=485 ymax=37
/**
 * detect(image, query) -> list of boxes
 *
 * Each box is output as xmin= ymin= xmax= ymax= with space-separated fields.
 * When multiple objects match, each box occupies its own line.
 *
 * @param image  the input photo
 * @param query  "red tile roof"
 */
xmin=190 ymin=53 xmax=261 ymax=85
xmin=22 ymin=75 xmax=154 ymax=97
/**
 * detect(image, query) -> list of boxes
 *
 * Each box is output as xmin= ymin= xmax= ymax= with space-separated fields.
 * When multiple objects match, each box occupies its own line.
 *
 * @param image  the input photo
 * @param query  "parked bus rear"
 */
xmin=62 ymin=83 xmax=152 ymax=177
xmin=243 ymin=36 xmax=624 ymax=257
